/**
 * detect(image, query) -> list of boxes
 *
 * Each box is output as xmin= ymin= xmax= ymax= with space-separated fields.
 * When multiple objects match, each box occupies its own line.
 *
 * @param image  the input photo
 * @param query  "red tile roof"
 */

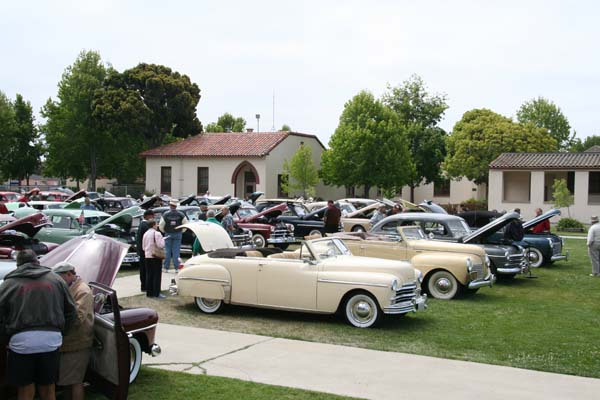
xmin=490 ymin=152 xmax=600 ymax=170
xmin=140 ymin=132 xmax=292 ymax=157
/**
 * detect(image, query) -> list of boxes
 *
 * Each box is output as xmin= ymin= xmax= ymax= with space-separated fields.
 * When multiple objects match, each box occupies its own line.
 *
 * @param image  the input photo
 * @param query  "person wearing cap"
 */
xmin=0 ymin=249 xmax=76 ymax=400
xmin=587 ymin=215 xmax=600 ymax=277
xmin=159 ymin=199 xmax=188 ymax=273
xmin=54 ymin=262 xmax=94 ymax=400
xmin=136 ymin=209 xmax=155 ymax=291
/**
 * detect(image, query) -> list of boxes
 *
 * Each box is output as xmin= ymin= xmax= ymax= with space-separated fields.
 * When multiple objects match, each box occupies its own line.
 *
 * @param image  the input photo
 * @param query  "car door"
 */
xmin=88 ymin=282 xmax=130 ymax=400
xmin=256 ymin=245 xmax=317 ymax=310
xmin=36 ymin=215 xmax=81 ymax=244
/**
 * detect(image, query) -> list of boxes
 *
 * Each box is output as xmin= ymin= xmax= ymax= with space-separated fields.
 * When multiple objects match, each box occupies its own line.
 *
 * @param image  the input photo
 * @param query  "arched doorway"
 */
xmin=231 ymin=161 xmax=260 ymax=199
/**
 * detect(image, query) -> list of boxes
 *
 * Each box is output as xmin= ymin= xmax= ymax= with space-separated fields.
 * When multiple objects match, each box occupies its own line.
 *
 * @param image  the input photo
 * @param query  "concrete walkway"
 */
xmin=113 ymin=274 xmax=600 ymax=399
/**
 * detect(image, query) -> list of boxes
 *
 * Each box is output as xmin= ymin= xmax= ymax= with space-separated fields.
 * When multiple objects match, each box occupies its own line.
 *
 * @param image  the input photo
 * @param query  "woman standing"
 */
xmin=142 ymin=220 xmax=166 ymax=298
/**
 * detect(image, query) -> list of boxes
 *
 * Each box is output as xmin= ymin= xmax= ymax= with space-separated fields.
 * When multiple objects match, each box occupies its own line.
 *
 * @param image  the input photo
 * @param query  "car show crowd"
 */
xmin=0 ymin=185 xmax=596 ymax=399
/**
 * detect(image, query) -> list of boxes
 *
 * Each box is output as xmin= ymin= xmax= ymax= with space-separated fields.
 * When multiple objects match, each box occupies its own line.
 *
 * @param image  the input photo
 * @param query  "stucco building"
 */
xmin=140 ymin=131 xmax=345 ymax=199
xmin=488 ymin=148 xmax=600 ymax=221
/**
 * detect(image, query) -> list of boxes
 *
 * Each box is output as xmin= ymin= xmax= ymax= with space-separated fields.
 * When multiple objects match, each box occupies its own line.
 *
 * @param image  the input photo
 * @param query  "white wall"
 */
xmin=399 ymin=177 xmax=485 ymax=204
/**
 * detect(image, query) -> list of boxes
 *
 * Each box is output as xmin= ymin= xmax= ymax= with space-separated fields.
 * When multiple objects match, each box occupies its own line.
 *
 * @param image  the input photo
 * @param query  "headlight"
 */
xmin=10 ymin=250 xmax=17 ymax=260
xmin=270 ymin=226 xmax=275 ymax=232
xmin=504 ymin=250 xmax=509 ymax=257
xmin=391 ymin=279 xmax=399 ymax=291
xmin=287 ymin=223 xmax=294 ymax=232
xmin=415 ymin=270 xmax=423 ymax=284
xmin=485 ymin=255 xmax=490 ymax=267
xmin=547 ymin=238 xmax=553 ymax=247
xmin=466 ymin=257 xmax=473 ymax=273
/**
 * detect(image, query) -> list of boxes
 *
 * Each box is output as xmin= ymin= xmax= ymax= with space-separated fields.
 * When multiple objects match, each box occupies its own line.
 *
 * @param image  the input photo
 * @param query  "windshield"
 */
xmin=185 ymin=210 xmax=202 ymax=221
xmin=3 ymin=193 xmax=19 ymax=202
xmin=339 ymin=203 xmax=356 ymax=216
xmin=447 ymin=219 xmax=471 ymax=238
xmin=401 ymin=226 xmax=426 ymax=240
xmin=292 ymin=204 xmax=307 ymax=216
xmin=310 ymin=238 xmax=352 ymax=260
xmin=237 ymin=208 xmax=258 ymax=219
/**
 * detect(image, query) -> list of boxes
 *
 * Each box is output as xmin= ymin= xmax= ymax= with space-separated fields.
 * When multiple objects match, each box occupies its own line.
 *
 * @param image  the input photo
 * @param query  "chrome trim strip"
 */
xmin=178 ymin=277 xmax=230 ymax=284
xmin=317 ymin=278 xmax=390 ymax=288
xmin=127 ymin=323 xmax=158 ymax=335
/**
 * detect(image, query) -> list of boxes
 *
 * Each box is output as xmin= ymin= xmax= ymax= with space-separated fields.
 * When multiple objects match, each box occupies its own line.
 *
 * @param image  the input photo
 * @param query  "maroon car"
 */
xmin=0 ymin=212 xmax=59 ymax=258
xmin=229 ymin=202 xmax=296 ymax=249
xmin=0 ymin=234 xmax=160 ymax=398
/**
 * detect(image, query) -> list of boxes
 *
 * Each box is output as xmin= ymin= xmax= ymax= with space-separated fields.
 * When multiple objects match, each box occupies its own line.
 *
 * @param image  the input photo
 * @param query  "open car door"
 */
xmin=88 ymin=282 xmax=131 ymax=400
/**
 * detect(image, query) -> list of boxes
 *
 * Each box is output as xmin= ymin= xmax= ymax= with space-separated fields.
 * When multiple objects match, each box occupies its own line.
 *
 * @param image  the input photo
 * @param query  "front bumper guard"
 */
xmin=169 ymin=279 xmax=178 ymax=295
xmin=551 ymin=250 xmax=569 ymax=262
xmin=468 ymin=273 xmax=496 ymax=289
xmin=384 ymin=293 xmax=427 ymax=315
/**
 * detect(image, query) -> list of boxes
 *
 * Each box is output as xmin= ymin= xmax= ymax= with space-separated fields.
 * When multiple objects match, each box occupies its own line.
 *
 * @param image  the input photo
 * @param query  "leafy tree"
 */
xmin=205 ymin=113 xmax=246 ymax=132
xmin=0 ymin=92 xmax=17 ymax=181
xmin=552 ymin=178 xmax=574 ymax=217
xmin=321 ymin=91 xmax=414 ymax=197
xmin=98 ymin=63 xmax=202 ymax=148
xmin=444 ymin=109 xmax=557 ymax=186
xmin=569 ymin=135 xmax=600 ymax=152
xmin=4 ymin=94 xmax=43 ymax=184
xmin=280 ymin=124 xmax=291 ymax=131
xmin=280 ymin=144 xmax=319 ymax=198
xmin=516 ymin=97 xmax=572 ymax=150
xmin=42 ymin=50 xmax=109 ymax=189
xmin=382 ymin=75 xmax=448 ymax=201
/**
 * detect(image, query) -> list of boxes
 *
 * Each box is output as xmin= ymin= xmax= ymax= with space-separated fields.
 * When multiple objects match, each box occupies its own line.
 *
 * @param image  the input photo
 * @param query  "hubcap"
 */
xmin=129 ymin=344 xmax=135 ymax=372
xmin=352 ymin=300 xmax=373 ymax=321
xmin=202 ymin=298 xmax=219 ymax=309
xmin=436 ymin=278 xmax=452 ymax=293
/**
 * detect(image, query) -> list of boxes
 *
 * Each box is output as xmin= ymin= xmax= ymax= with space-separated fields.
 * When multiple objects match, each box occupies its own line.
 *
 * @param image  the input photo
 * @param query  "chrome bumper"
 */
xmin=551 ymin=251 xmax=569 ymax=262
xmin=123 ymin=252 xmax=140 ymax=264
xmin=267 ymin=236 xmax=297 ymax=244
xmin=384 ymin=293 xmax=427 ymax=315
xmin=497 ymin=266 xmax=525 ymax=274
xmin=468 ymin=273 xmax=496 ymax=289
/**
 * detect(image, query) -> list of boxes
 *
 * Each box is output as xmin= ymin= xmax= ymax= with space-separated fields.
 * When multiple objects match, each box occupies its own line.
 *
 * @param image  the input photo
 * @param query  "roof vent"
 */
xmin=246 ymin=128 xmax=254 ymax=133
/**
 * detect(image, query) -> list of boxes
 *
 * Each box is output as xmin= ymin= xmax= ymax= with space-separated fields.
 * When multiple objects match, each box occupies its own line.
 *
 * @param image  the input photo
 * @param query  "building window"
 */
xmin=244 ymin=171 xmax=256 ymax=197
xmin=434 ymin=179 xmax=451 ymax=197
xmin=277 ymin=174 xmax=288 ymax=198
xmin=197 ymin=167 xmax=209 ymax=195
xmin=544 ymin=171 xmax=575 ymax=202
xmin=503 ymin=171 xmax=531 ymax=203
xmin=345 ymin=186 xmax=355 ymax=197
xmin=589 ymin=171 xmax=600 ymax=204
xmin=160 ymin=167 xmax=171 ymax=195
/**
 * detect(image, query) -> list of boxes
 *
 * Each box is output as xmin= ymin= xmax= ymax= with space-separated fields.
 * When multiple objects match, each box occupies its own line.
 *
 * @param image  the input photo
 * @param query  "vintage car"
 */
xmin=305 ymin=201 xmax=357 ymax=216
xmin=0 ymin=234 xmax=161 ymax=393
xmin=0 ymin=213 xmax=59 ymax=259
xmin=334 ymin=226 xmax=495 ymax=299
xmin=0 ymin=191 xmax=20 ymax=202
xmin=371 ymin=212 xmax=528 ymax=278
xmin=338 ymin=198 xmax=378 ymax=210
xmin=459 ymin=209 xmax=568 ymax=268
xmin=256 ymin=200 xmax=327 ymax=238
xmin=170 ymin=221 xmax=427 ymax=328
xmin=341 ymin=202 xmax=381 ymax=232
xmin=96 ymin=196 xmax=139 ymax=214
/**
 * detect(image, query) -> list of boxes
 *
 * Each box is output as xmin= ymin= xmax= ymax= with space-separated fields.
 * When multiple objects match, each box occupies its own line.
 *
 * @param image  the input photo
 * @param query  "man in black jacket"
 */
xmin=136 ymin=209 xmax=155 ymax=291
xmin=0 ymin=249 xmax=76 ymax=400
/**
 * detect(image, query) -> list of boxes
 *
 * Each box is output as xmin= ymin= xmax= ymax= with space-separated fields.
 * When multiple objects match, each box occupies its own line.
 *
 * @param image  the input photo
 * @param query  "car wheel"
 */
xmin=427 ymin=270 xmax=460 ymax=300
xmin=527 ymin=247 xmax=544 ymax=268
xmin=308 ymin=229 xmax=322 ymax=238
xmin=344 ymin=292 xmax=381 ymax=328
xmin=251 ymin=233 xmax=266 ymax=248
xmin=194 ymin=297 xmax=224 ymax=314
xmin=273 ymin=243 xmax=289 ymax=250
xmin=129 ymin=337 xmax=142 ymax=383
xmin=351 ymin=225 xmax=365 ymax=233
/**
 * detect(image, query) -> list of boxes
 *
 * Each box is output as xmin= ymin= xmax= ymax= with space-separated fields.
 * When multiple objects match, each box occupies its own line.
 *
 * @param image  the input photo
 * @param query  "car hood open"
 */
xmin=0 ymin=212 xmax=51 ymax=238
xmin=461 ymin=212 xmax=520 ymax=243
xmin=178 ymin=221 xmax=234 ymax=252
xmin=418 ymin=200 xmax=447 ymax=214
xmin=241 ymin=203 xmax=286 ymax=223
xmin=523 ymin=208 xmax=561 ymax=230
xmin=40 ymin=234 xmax=129 ymax=287
xmin=87 ymin=206 xmax=142 ymax=234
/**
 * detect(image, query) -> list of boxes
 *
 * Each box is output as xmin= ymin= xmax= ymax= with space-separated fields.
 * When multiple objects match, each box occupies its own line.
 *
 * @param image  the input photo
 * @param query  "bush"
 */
xmin=460 ymin=198 xmax=488 ymax=211
xmin=557 ymin=217 xmax=585 ymax=232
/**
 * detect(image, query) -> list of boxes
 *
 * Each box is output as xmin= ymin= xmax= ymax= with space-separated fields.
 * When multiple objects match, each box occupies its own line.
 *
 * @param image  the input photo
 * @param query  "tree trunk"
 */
xmin=76 ymin=179 xmax=80 ymax=190
xmin=89 ymin=147 xmax=97 ymax=191
xmin=26 ymin=175 xmax=30 ymax=186
xmin=363 ymin=185 xmax=370 ymax=198
xmin=410 ymin=185 xmax=415 ymax=203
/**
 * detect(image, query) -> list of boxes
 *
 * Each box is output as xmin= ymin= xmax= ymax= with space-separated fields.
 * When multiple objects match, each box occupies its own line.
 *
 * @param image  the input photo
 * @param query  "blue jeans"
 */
xmin=163 ymin=231 xmax=182 ymax=271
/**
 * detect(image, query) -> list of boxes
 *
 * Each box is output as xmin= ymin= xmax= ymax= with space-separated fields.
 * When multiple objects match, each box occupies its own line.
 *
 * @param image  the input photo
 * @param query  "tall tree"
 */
xmin=205 ymin=113 xmax=245 ymax=132
xmin=382 ymin=75 xmax=448 ymax=201
xmin=5 ymin=94 xmax=43 ymax=184
xmin=280 ymin=144 xmax=319 ymax=198
xmin=320 ymin=91 xmax=414 ymax=197
xmin=0 ymin=92 xmax=16 ymax=181
xmin=516 ymin=97 xmax=572 ymax=150
xmin=444 ymin=109 xmax=558 ymax=186
xmin=569 ymin=134 xmax=600 ymax=152
xmin=42 ymin=50 xmax=110 ymax=189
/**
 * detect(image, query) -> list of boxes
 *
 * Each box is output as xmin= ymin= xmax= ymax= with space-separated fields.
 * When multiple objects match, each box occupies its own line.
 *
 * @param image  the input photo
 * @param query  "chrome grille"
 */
xmin=471 ymin=263 xmax=484 ymax=279
xmin=552 ymin=240 xmax=563 ymax=256
xmin=391 ymin=283 xmax=418 ymax=304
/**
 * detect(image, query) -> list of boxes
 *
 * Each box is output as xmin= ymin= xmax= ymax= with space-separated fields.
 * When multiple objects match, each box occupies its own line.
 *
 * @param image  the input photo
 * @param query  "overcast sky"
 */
xmin=2 ymin=0 xmax=599 ymax=145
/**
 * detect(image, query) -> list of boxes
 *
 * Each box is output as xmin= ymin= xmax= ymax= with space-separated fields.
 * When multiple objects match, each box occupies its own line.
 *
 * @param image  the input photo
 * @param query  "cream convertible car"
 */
xmin=170 ymin=221 xmax=427 ymax=328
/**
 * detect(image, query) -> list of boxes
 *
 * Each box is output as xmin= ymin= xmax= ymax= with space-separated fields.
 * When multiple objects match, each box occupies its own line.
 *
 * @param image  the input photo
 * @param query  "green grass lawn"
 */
xmin=121 ymin=238 xmax=600 ymax=378
xmin=87 ymin=367 xmax=354 ymax=400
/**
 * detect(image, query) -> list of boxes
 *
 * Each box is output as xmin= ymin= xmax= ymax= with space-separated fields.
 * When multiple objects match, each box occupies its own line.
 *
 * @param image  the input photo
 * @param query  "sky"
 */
xmin=2 ymin=0 xmax=599 ymax=145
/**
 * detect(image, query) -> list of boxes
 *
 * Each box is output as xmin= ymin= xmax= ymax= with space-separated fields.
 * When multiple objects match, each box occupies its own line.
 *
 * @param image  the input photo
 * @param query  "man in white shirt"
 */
xmin=588 ymin=215 xmax=600 ymax=277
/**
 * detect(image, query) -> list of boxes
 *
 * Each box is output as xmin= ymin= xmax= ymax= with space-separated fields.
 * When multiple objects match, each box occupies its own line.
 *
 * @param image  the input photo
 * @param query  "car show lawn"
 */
xmin=87 ymin=367 xmax=353 ymax=399
xmin=120 ymin=238 xmax=600 ymax=379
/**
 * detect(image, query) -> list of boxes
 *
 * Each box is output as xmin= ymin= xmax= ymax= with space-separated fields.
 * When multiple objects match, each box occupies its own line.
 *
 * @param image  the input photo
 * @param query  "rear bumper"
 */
xmin=468 ymin=273 xmax=496 ymax=289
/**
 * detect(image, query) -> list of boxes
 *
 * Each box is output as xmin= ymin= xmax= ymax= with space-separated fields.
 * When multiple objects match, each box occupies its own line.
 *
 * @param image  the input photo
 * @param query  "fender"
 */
xmin=410 ymin=252 xmax=474 ymax=285
xmin=176 ymin=263 xmax=232 ymax=302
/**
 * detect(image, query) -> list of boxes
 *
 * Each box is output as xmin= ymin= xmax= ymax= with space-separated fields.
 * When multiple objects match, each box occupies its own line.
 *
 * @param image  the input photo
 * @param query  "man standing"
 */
xmin=136 ymin=209 xmax=155 ymax=291
xmin=323 ymin=200 xmax=341 ymax=234
xmin=159 ymin=199 xmax=188 ymax=273
xmin=198 ymin=201 xmax=209 ymax=221
xmin=0 ymin=249 xmax=76 ymax=400
xmin=79 ymin=196 xmax=96 ymax=211
xmin=531 ymin=208 xmax=550 ymax=233
xmin=504 ymin=208 xmax=525 ymax=243
xmin=370 ymin=205 xmax=387 ymax=228
xmin=587 ymin=215 xmax=600 ymax=277
xmin=54 ymin=262 xmax=94 ymax=400
xmin=221 ymin=206 xmax=235 ymax=237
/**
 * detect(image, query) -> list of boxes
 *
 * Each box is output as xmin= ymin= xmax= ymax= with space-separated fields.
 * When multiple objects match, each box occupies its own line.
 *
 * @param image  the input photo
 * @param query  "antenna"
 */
xmin=272 ymin=90 xmax=276 ymax=131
